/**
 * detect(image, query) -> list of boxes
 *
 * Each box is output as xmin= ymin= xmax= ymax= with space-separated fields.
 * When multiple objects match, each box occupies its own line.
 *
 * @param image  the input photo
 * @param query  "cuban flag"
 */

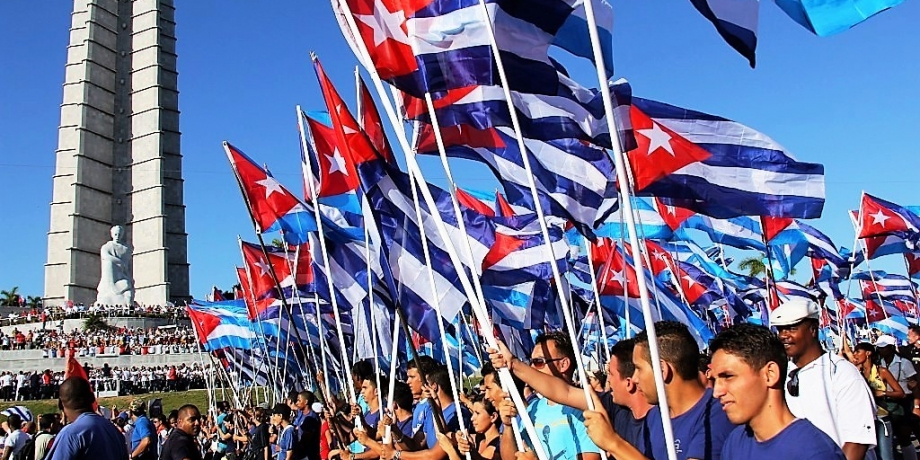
xmin=481 ymin=214 xmax=569 ymax=330
xmin=188 ymin=300 xmax=276 ymax=351
xmin=856 ymin=272 xmax=918 ymax=303
xmin=595 ymin=198 xmax=673 ymax=240
xmin=403 ymin=75 xmax=631 ymax=151
xmin=855 ymin=193 xmax=920 ymax=240
xmin=680 ymin=214 xmax=766 ymax=251
xmin=687 ymin=0 xmax=759 ymax=67
xmin=333 ymin=0 xmax=615 ymax=98
xmin=907 ymin=253 xmax=920 ymax=279
xmin=417 ymin=123 xmax=618 ymax=237
xmin=624 ymin=97 xmax=825 ymax=219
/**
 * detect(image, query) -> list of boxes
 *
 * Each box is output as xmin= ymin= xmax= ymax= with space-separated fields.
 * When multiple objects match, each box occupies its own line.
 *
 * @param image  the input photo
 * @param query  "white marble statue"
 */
xmin=96 ymin=225 xmax=134 ymax=306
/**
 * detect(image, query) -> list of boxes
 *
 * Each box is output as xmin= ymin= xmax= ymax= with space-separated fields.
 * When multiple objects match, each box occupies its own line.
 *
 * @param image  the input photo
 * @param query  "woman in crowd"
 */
xmin=849 ymin=341 xmax=905 ymax=460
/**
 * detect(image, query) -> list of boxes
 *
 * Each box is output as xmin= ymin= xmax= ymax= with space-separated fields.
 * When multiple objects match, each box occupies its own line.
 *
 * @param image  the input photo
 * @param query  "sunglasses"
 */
xmin=786 ymin=368 xmax=800 ymax=397
xmin=529 ymin=357 xmax=564 ymax=368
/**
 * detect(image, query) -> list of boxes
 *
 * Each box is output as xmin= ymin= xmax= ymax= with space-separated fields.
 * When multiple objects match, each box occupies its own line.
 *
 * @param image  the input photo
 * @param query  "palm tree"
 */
xmin=84 ymin=314 xmax=114 ymax=332
xmin=26 ymin=296 xmax=42 ymax=308
xmin=737 ymin=256 xmax=766 ymax=278
xmin=270 ymin=238 xmax=284 ymax=249
xmin=0 ymin=287 xmax=20 ymax=306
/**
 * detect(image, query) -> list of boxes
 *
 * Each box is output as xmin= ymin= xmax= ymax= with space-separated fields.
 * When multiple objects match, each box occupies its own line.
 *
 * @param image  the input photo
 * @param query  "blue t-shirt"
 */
xmin=49 ymin=412 xmax=130 ymax=460
xmin=645 ymin=388 xmax=735 ymax=460
xmin=277 ymin=425 xmax=295 ymax=460
xmin=215 ymin=413 xmax=229 ymax=452
xmin=422 ymin=402 xmax=470 ymax=449
xmin=720 ymin=419 xmax=845 ymax=460
xmin=600 ymin=391 xmax=650 ymax=457
xmin=131 ymin=415 xmax=156 ymax=453
xmin=411 ymin=400 xmax=430 ymax=438
xmin=519 ymin=396 xmax=602 ymax=460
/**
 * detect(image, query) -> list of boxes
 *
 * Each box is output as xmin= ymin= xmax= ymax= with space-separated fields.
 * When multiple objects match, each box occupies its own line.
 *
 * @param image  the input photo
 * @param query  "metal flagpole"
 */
xmin=580 ymin=0 xmax=678 ymax=457
xmin=294 ymin=109 xmax=361 ymax=417
xmin=583 ymin=240 xmax=609 ymax=363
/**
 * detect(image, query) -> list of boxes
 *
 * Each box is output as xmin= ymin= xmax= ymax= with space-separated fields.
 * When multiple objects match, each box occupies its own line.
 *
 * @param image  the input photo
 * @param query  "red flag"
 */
xmin=597 ymin=244 xmax=641 ymax=298
xmin=495 ymin=192 xmax=516 ymax=218
xmin=856 ymin=193 xmax=918 ymax=239
xmin=64 ymin=349 xmax=88 ymax=381
xmin=907 ymin=253 xmax=920 ymax=278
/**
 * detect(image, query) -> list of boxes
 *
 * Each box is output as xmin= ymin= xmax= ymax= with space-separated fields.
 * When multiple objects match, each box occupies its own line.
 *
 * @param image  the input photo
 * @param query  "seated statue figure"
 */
xmin=96 ymin=225 xmax=134 ymax=306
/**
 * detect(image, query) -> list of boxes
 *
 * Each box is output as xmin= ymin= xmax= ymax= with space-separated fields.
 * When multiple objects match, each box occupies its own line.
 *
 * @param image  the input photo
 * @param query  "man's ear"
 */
xmin=660 ymin=360 xmax=674 ymax=383
xmin=763 ymin=361 xmax=783 ymax=388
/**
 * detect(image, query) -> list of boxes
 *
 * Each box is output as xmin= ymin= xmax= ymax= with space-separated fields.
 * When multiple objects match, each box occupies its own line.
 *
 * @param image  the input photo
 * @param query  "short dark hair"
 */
xmin=535 ymin=331 xmax=575 ymax=361
xmin=392 ymin=381 xmax=413 ymax=411
xmin=298 ymin=391 xmax=316 ymax=406
xmin=855 ymin=341 xmax=876 ymax=358
xmin=272 ymin=404 xmax=291 ymax=421
xmin=427 ymin=366 xmax=455 ymax=399
xmin=6 ymin=414 xmax=21 ymax=430
xmin=709 ymin=324 xmax=788 ymax=382
xmin=609 ymin=338 xmax=637 ymax=378
xmin=909 ymin=325 xmax=920 ymax=336
xmin=352 ymin=360 xmax=374 ymax=382
xmin=407 ymin=355 xmax=438 ymax=374
xmin=59 ymin=377 xmax=96 ymax=412
xmin=480 ymin=360 xmax=525 ymax=394
xmin=635 ymin=321 xmax=700 ymax=381
xmin=39 ymin=414 xmax=54 ymax=431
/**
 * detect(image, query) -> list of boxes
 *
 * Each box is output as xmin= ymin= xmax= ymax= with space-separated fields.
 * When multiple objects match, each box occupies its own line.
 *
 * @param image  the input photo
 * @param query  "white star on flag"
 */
xmin=354 ymin=0 xmax=410 ymax=47
xmin=870 ymin=210 xmax=891 ymax=227
xmin=682 ymin=274 xmax=697 ymax=288
xmin=254 ymin=259 xmax=272 ymax=277
xmin=638 ymin=122 xmax=675 ymax=156
xmin=609 ymin=269 xmax=626 ymax=286
xmin=327 ymin=149 xmax=349 ymax=176
xmin=255 ymin=176 xmax=285 ymax=199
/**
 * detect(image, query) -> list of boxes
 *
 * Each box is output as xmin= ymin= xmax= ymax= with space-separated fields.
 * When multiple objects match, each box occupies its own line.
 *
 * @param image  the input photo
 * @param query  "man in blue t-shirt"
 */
xmin=272 ymin=404 xmax=295 ymax=460
xmin=394 ymin=366 xmax=470 ymax=460
xmin=584 ymin=321 xmax=735 ymax=460
xmin=497 ymin=331 xmax=602 ymax=460
xmin=48 ymin=377 xmax=129 ymax=460
xmin=128 ymin=399 xmax=158 ymax=460
xmin=710 ymin=324 xmax=845 ymax=459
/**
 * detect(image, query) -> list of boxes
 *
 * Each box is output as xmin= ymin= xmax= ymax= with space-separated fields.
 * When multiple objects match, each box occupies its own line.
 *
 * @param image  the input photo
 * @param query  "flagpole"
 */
xmin=356 ymin=88 xmax=387 ymax=402
xmin=405 ymin=171 xmax=473 ymax=460
xmin=235 ymin=248 xmax=281 ymax=396
xmin=329 ymin=5 xmax=544 ymax=454
xmin=583 ymin=240 xmax=609 ymax=363
xmin=294 ymin=109 xmax=361 ymax=412
xmin=284 ymin=242 xmax=321 ymax=391
xmin=473 ymin=0 xmax=593 ymax=410
xmin=383 ymin=311 xmax=401 ymax=444
xmin=580 ymin=1 xmax=678 ymax=458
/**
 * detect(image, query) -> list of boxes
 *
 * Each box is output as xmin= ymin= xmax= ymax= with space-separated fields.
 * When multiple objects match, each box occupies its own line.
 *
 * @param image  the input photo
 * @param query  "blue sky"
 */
xmin=1 ymin=1 xmax=918 ymax=299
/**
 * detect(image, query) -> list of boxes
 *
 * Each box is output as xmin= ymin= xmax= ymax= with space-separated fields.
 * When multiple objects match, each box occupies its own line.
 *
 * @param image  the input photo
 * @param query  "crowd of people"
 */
xmin=0 ymin=326 xmax=199 ymax=357
xmin=0 ymin=363 xmax=211 ymax=402
xmin=3 ymin=298 xmax=920 ymax=460
xmin=0 ymin=304 xmax=190 ymax=328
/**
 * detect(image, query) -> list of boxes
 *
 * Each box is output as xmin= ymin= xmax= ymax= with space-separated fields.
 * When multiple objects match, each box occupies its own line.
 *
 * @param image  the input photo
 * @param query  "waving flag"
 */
xmin=857 ymin=272 xmax=917 ymax=303
xmin=681 ymin=214 xmax=765 ymax=251
xmin=856 ymin=193 xmax=920 ymax=240
xmin=188 ymin=300 xmax=275 ymax=351
xmin=596 ymin=197 xmax=673 ymax=240
xmin=334 ymin=0 xmax=615 ymax=98
xmin=625 ymin=97 xmax=825 ymax=219
xmin=403 ymin=76 xmax=631 ymax=150
xmin=774 ymin=0 xmax=907 ymax=36
xmin=907 ymin=253 xmax=920 ymax=279
xmin=418 ymin=124 xmax=618 ymax=236
xmin=688 ymin=0 xmax=759 ymax=67
xmin=655 ymin=198 xmax=695 ymax=231
xmin=357 ymin=75 xmax=394 ymax=162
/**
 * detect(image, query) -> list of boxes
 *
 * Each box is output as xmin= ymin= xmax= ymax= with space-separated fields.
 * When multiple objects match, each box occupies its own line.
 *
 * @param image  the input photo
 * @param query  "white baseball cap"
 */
xmin=769 ymin=299 xmax=821 ymax=327
xmin=876 ymin=335 xmax=898 ymax=348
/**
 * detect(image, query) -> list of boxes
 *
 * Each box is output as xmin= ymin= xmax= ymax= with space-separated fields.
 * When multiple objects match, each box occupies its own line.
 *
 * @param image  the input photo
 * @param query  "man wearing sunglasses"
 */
xmin=771 ymin=299 xmax=876 ymax=460
xmin=711 ymin=323 xmax=844 ymax=458
xmin=496 ymin=331 xmax=602 ymax=460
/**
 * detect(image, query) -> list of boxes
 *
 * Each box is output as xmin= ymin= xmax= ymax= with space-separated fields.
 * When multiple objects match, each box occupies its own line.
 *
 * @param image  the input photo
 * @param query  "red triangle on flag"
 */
xmin=627 ymin=106 xmax=712 ymax=191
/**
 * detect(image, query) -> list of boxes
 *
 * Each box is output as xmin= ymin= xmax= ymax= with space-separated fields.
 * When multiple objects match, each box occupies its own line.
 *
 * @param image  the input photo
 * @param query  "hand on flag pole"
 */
xmin=487 ymin=340 xmax=516 ymax=372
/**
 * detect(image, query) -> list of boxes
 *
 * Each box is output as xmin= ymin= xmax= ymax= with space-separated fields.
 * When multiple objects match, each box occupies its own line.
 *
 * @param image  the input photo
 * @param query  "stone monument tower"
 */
xmin=45 ymin=0 xmax=189 ymax=306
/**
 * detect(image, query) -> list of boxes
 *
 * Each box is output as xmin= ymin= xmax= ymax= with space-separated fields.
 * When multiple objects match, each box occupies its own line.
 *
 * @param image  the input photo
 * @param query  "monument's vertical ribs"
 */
xmin=45 ymin=0 xmax=189 ymax=307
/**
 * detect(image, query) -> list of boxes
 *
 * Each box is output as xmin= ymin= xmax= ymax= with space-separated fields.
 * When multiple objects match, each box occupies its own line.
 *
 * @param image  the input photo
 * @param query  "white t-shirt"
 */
xmin=0 ymin=374 xmax=11 ymax=387
xmin=881 ymin=354 xmax=917 ymax=396
xmin=786 ymin=352 xmax=877 ymax=448
xmin=4 ymin=430 xmax=30 ymax=455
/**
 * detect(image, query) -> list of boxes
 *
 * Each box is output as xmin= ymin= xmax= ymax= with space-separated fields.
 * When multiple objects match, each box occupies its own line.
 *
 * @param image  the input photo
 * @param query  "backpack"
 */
xmin=12 ymin=435 xmax=36 ymax=460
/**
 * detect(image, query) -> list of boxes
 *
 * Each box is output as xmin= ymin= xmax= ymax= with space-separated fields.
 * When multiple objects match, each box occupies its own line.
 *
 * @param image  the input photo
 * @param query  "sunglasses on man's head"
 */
xmin=529 ymin=357 xmax=564 ymax=368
